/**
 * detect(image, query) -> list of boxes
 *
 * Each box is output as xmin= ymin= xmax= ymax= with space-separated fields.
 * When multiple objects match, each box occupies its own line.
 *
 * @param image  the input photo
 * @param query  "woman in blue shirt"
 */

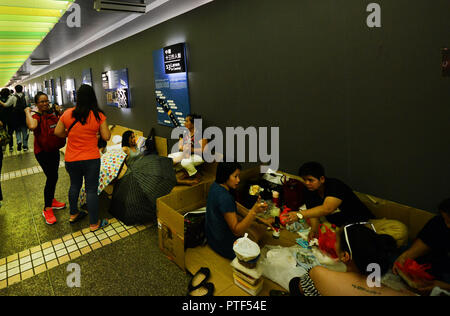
xmin=205 ymin=162 xmax=268 ymax=259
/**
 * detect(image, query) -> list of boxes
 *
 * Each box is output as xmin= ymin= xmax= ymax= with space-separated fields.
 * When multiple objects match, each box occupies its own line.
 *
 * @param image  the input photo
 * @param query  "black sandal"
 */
xmin=69 ymin=211 xmax=88 ymax=224
xmin=187 ymin=282 xmax=214 ymax=296
xmin=188 ymin=267 xmax=211 ymax=292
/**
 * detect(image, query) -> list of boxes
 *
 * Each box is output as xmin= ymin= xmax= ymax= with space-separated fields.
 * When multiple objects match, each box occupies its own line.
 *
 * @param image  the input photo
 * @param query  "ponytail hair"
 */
xmin=340 ymin=225 xmax=397 ymax=276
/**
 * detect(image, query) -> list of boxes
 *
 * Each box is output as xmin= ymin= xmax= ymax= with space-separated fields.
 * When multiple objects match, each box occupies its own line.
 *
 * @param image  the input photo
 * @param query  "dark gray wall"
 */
xmin=24 ymin=0 xmax=450 ymax=212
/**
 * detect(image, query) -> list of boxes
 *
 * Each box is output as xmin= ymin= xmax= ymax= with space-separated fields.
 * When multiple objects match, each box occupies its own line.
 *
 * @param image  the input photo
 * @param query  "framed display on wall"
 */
xmin=55 ymin=77 xmax=63 ymax=105
xmin=152 ymin=43 xmax=191 ymax=127
xmin=64 ymin=78 xmax=76 ymax=105
xmin=43 ymin=80 xmax=49 ymax=95
xmin=101 ymin=68 xmax=130 ymax=108
xmin=82 ymin=68 xmax=93 ymax=86
xmin=49 ymin=79 xmax=55 ymax=104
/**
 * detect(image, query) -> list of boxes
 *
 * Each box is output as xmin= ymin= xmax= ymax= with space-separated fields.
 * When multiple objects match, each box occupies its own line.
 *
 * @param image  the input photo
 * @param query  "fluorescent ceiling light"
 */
xmin=0 ymin=0 xmax=74 ymax=86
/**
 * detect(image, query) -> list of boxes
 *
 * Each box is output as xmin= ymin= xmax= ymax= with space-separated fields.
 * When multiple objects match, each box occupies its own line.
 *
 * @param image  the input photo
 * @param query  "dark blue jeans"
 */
xmin=65 ymin=158 xmax=100 ymax=225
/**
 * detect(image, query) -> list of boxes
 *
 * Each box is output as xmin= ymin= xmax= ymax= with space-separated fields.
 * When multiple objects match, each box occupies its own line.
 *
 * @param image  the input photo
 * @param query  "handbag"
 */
xmin=0 ymin=126 xmax=11 ymax=147
xmin=184 ymin=209 xmax=207 ymax=249
xmin=281 ymin=175 xmax=305 ymax=210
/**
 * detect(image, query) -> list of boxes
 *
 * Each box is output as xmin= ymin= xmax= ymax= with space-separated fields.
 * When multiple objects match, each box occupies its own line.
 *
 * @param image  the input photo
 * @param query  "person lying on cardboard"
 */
xmin=205 ymin=161 xmax=272 ymax=259
xmin=282 ymin=161 xmax=375 ymax=239
xmin=169 ymin=114 xmax=208 ymax=184
xmin=286 ymin=223 xmax=414 ymax=296
xmin=393 ymin=198 xmax=450 ymax=295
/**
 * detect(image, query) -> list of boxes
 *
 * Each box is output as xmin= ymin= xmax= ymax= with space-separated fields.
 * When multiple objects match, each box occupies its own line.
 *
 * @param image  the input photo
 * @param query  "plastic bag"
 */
xmin=394 ymin=258 xmax=434 ymax=288
xmin=258 ymin=246 xmax=306 ymax=291
xmin=0 ymin=126 xmax=11 ymax=147
xmin=318 ymin=224 xmax=338 ymax=259
xmin=295 ymin=248 xmax=321 ymax=270
xmin=233 ymin=233 xmax=260 ymax=262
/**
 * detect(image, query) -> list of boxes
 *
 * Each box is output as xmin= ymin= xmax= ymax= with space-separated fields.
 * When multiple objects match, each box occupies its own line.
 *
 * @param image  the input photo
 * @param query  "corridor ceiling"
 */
xmin=0 ymin=0 xmax=213 ymax=87
xmin=0 ymin=0 xmax=74 ymax=86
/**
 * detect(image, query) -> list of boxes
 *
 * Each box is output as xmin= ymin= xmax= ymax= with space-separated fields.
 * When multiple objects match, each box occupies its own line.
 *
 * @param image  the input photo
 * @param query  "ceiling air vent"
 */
xmin=31 ymin=59 xmax=50 ymax=66
xmin=94 ymin=0 xmax=147 ymax=13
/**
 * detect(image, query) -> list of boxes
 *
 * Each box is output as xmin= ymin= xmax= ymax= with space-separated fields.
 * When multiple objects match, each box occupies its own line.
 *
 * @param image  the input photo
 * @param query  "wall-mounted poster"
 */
xmin=64 ymin=78 xmax=76 ymax=105
xmin=82 ymin=68 xmax=93 ymax=86
xmin=55 ymin=77 xmax=63 ymax=105
xmin=43 ymin=80 xmax=49 ymax=95
xmin=152 ymin=43 xmax=191 ymax=127
xmin=49 ymin=79 xmax=55 ymax=104
xmin=31 ymin=83 xmax=38 ymax=101
xmin=101 ymin=68 xmax=130 ymax=108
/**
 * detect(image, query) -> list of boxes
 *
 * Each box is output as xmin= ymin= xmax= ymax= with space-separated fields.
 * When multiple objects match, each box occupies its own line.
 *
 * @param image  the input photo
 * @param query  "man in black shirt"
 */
xmin=283 ymin=161 xmax=375 ymax=238
xmin=393 ymin=198 xmax=450 ymax=294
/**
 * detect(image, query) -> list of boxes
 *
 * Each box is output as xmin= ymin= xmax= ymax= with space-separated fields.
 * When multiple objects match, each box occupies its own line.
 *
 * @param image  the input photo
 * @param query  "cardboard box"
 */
xmin=156 ymin=181 xmax=213 ymax=270
xmin=355 ymin=192 xmax=434 ymax=241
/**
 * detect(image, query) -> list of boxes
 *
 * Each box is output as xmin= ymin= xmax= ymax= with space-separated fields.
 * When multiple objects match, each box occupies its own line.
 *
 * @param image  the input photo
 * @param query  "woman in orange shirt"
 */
xmin=55 ymin=85 xmax=111 ymax=231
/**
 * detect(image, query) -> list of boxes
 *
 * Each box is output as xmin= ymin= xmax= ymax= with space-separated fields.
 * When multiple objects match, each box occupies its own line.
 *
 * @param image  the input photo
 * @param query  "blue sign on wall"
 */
xmin=153 ymin=43 xmax=191 ymax=127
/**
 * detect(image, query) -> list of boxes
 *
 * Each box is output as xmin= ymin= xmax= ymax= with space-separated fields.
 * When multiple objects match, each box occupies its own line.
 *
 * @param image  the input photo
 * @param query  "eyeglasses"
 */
xmin=38 ymin=100 xmax=49 ymax=104
xmin=343 ymin=222 xmax=377 ymax=259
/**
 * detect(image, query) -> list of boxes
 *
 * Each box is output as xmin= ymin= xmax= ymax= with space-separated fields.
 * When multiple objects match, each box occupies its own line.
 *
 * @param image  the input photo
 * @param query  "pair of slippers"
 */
xmin=69 ymin=211 xmax=88 ymax=224
xmin=70 ymin=212 xmax=109 ymax=232
xmin=187 ymin=267 xmax=214 ymax=296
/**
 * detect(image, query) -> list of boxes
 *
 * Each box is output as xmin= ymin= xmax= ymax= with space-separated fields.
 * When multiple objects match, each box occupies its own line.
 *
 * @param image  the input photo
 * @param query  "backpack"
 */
xmin=14 ymin=94 xmax=27 ymax=111
xmin=33 ymin=111 xmax=66 ymax=152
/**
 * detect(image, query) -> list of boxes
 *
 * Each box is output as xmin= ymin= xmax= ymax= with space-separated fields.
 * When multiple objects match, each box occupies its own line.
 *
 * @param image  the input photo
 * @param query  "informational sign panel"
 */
xmin=164 ymin=43 xmax=187 ymax=74
xmin=153 ymin=43 xmax=190 ymax=127
xmin=102 ymin=68 xmax=130 ymax=108
xmin=82 ymin=68 xmax=93 ymax=86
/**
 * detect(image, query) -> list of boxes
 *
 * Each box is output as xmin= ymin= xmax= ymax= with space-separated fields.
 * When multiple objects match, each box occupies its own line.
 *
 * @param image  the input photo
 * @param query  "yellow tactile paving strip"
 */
xmin=0 ymin=218 xmax=150 ymax=290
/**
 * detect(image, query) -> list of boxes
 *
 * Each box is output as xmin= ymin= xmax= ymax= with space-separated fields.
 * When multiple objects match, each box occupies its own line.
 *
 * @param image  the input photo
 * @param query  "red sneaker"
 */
xmin=52 ymin=198 xmax=66 ymax=210
xmin=43 ymin=208 xmax=57 ymax=225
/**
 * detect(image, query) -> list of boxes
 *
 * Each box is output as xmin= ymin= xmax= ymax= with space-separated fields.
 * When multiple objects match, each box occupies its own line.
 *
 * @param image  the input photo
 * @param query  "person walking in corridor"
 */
xmin=55 ymin=84 xmax=111 ymax=231
xmin=25 ymin=92 xmax=66 ymax=224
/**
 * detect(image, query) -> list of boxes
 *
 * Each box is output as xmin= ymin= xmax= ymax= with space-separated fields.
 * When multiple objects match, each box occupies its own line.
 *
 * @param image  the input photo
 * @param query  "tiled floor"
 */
xmin=0 ymin=135 xmax=190 ymax=296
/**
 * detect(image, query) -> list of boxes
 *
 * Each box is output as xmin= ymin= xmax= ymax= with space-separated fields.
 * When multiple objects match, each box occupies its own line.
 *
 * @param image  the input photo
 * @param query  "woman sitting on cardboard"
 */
xmin=169 ymin=114 xmax=207 ymax=182
xmin=205 ymin=161 xmax=270 ymax=259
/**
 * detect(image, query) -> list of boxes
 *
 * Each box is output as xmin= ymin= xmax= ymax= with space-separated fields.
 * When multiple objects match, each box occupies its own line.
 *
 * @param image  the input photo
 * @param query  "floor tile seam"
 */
xmin=0 ymin=219 xmax=150 ymax=291
xmin=20 ymin=173 xmax=55 ymax=295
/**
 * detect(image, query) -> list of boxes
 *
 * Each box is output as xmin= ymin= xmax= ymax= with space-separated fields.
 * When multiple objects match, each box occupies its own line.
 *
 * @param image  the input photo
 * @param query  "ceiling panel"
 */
xmin=0 ymin=0 xmax=74 ymax=86
xmin=3 ymin=0 xmax=214 ymax=86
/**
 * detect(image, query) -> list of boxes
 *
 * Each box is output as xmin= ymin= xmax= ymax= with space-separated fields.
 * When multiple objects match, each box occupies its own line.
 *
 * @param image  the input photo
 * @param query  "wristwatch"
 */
xmin=296 ymin=211 xmax=304 ymax=220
